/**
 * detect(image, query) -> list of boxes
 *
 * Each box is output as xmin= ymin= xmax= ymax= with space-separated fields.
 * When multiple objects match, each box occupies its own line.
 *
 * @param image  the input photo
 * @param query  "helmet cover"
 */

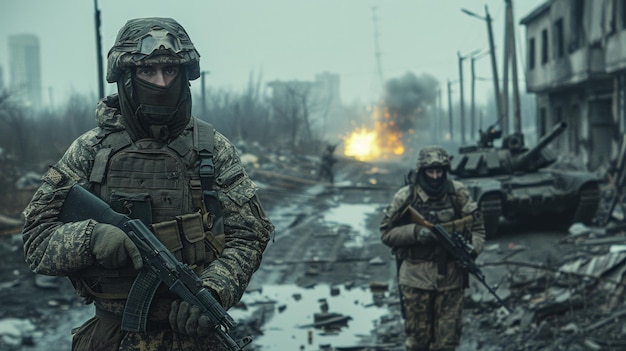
xmin=417 ymin=145 xmax=451 ymax=171
xmin=106 ymin=17 xmax=200 ymax=83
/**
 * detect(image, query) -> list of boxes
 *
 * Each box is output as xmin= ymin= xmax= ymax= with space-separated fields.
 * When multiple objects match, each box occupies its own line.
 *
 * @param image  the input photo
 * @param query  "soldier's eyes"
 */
xmin=137 ymin=68 xmax=154 ymax=76
xmin=164 ymin=67 xmax=179 ymax=76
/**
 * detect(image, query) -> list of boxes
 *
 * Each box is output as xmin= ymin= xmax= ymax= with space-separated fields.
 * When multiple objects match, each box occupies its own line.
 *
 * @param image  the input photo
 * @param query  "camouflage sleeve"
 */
xmin=380 ymin=186 xmax=421 ymax=247
xmin=22 ymin=130 xmax=101 ymax=275
xmin=380 ymin=186 xmax=411 ymax=231
xmin=452 ymin=180 xmax=486 ymax=254
xmin=199 ymin=132 xmax=274 ymax=309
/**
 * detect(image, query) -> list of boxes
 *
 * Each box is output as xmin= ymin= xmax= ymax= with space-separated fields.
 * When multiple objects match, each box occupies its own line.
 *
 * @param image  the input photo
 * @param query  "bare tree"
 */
xmin=268 ymin=81 xmax=314 ymax=151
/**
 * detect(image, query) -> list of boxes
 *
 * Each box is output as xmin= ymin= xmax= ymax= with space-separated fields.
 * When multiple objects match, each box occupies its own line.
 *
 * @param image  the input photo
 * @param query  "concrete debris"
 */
xmin=367 ymin=256 xmax=385 ymax=265
xmin=5 ymin=139 xmax=626 ymax=351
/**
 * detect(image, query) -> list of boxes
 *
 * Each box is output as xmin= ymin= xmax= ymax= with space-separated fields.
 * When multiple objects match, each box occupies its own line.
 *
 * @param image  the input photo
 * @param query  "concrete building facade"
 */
xmin=520 ymin=0 xmax=625 ymax=170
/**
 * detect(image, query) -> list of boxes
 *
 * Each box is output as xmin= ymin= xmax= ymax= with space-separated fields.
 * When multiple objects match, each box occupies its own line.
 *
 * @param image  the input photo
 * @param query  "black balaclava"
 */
xmin=417 ymin=167 xmax=448 ymax=198
xmin=117 ymin=66 xmax=192 ymax=142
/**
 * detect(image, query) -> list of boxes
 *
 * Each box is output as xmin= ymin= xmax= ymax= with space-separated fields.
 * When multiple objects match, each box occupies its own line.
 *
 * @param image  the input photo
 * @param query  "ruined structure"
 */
xmin=521 ymin=0 xmax=626 ymax=170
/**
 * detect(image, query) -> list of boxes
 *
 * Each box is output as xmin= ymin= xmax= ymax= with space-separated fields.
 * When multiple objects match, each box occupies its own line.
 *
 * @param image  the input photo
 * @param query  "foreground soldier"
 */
xmin=380 ymin=145 xmax=485 ymax=351
xmin=22 ymin=17 xmax=274 ymax=350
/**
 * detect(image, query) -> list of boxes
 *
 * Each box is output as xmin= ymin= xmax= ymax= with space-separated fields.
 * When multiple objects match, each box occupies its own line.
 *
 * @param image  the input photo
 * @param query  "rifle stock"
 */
xmin=405 ymin=206 xmax=511 ymax=313
xmin=59 ymin=184 xmax=251 ymax=350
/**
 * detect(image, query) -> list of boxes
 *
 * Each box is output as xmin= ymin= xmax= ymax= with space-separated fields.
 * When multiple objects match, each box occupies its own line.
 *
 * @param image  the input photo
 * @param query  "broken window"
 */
xmin=541 ymin=29 xmax=549 ymax=64
xmin=622 ymin=0 xmax=626 ymax=29
xmin=555 ymin=18 xmax=564 ymax=59
xmin=570 ymin=105 xmax=580 ymax=155
xmin=539 ymin=107 xmax=547 ymax=136
xmin=569 ymin=0 xmax=584 ymax=52
xmin=607 ymin=0 xmax=617 ymax=35
xmin=529 ymin=37 xmax=536 ymax=70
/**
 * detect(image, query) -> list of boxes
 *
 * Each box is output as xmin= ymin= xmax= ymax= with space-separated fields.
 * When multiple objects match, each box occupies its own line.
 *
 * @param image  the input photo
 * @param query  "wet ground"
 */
xmin=0 ymin=157 xmax=403 ymax=351
xmin=0 ymin=157 xmax=609 ymax=351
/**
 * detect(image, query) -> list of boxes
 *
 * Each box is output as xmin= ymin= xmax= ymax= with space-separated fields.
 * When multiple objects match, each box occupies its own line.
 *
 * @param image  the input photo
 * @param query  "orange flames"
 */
xmin=342 ymin=105 xmax=409 ymax=161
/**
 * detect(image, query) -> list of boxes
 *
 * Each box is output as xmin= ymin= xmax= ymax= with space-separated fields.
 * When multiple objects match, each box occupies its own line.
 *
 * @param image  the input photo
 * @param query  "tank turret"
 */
xmin=449 ymin=121 xmax=600 ymax=238
xmin=450 ymin=122 xmax=566 ymax=177
xmin=511 ymin=121 xmax=567 ymax=172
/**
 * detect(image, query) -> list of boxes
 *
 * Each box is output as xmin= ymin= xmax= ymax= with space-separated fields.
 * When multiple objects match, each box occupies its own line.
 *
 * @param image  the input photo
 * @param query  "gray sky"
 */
xmin=0 ymin=0 xmax=545 ymax=107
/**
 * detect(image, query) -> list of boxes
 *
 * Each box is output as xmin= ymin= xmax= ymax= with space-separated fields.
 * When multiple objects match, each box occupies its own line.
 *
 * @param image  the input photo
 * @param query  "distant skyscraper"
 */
xmin=8 ymin=34 xmax=42 ymax=108
xmin=314 ymin=72 xmax=341 ymax=106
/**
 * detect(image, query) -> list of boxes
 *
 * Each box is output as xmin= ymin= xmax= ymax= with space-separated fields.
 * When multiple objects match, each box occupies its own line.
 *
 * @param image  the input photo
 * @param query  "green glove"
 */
xmin=90 ymin=223 xmax=143 ymax=270
xmin=414 ymin=225 xmax=436 ymax=244
xmin=169 ymin=300 xmax=212 ymax=338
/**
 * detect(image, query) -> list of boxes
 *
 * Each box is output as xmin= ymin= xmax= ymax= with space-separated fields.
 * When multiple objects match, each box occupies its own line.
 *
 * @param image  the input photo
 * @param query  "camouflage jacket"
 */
xmin=22 ymin=95 xmax=274 ymax=310
xmin=380 ymin=179 xmax=485 ymax=290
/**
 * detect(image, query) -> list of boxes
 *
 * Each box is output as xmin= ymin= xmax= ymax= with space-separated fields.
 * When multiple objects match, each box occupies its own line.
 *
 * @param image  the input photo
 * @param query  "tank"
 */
xmin=449 ymin=122 xmax=602 ymax=237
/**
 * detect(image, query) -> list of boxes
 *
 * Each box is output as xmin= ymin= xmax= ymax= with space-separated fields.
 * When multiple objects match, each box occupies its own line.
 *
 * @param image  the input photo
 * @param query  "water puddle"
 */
xmin=231 ymin=283 xmax=388 ymax=351
xmin=323 ymin=204 xmax=376 ymax=248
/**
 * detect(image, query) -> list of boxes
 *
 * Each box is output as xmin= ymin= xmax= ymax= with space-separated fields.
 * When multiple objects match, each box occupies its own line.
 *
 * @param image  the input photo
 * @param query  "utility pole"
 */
xmin=458 ymin=52 xmax=466 ymax=145
xmin=461 ymin=6 xmax=505 ymax=134
xmin=94 ymin=0 xmax=104 ymax=99
xmin=201 ymin=71 xmax=210 ymax=121
xmin=371 ymin=6 xmax=385 ymax=89
xmin=470 ymin=51 xmax=490 ymax=141
xmin=458 ymin=49 xmax=480 ymax=145
xmin=447 ymin=80 xmax=454 ymax=141
xmin=485 ymin=6 xmax=505 ymax=132
xmin=501 ymin=2 xmax=511 ymax=136
xmin=507 ymin=0 xmax=522 ymax=135
xmin=438 ymin=87 xmax=443 ymax=142
xmin=471 ymin=55 xmax=476 ymax=140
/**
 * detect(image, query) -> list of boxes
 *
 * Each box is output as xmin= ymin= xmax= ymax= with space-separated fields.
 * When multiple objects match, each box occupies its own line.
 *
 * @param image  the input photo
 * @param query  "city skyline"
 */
xmin=1 ymin=0 xmax=545 ymax=109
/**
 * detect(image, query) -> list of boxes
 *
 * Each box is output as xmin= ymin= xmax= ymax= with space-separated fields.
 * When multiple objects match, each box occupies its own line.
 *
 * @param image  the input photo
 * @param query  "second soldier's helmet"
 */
xmin=416 ymin=145 xmax=451 ymax=172
xmin=106 ymin=17 xmax=201 ymax=83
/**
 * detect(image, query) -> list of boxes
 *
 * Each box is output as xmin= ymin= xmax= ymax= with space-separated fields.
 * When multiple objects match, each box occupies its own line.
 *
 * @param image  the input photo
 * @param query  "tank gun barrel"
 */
xmin=514 ymin=122 xmax=567 ymax=169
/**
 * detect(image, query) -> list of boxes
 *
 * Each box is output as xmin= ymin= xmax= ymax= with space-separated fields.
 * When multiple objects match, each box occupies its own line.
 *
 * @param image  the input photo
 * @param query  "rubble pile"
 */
xmin=3 ymin=141 xmax=626 ymax=350
xmin=372 ymin=220 xmax=626 ymax=351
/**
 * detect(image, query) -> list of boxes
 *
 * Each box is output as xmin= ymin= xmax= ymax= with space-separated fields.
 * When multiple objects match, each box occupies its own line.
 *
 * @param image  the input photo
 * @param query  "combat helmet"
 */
xmin=416 ymin=145 xmax=451 ymax=172
xmin=106 ymin=17 xmax=201 ymax=83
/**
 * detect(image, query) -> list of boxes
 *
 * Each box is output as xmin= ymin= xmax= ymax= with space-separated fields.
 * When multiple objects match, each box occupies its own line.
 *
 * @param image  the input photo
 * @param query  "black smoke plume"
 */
xmin=383 ymin=72 xmax=439 ymax=132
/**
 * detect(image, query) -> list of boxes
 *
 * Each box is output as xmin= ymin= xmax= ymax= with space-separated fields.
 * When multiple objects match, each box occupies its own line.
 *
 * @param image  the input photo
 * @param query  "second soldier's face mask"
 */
xmin=424 ymin=167 xmax=445 ymax=188
xmin=417 ymin=167 xmax=447 ymax=197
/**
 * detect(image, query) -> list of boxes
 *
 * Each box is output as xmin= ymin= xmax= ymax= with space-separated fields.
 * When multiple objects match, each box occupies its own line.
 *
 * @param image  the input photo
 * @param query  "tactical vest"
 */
xmin=77 ymin=118 xmax=225 ymax=300
xmin=399 ymin=180 xmax=461 ymax=263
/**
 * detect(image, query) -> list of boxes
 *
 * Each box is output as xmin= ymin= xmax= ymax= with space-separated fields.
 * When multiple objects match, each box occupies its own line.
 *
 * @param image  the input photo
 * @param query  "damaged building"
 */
xmin=521 ymin=0 xmax=626 ymax=170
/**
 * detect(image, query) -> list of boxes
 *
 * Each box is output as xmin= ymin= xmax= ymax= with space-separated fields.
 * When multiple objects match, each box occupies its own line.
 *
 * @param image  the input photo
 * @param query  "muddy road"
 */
xmin=0 ymin=158 xmax=586 ymax=350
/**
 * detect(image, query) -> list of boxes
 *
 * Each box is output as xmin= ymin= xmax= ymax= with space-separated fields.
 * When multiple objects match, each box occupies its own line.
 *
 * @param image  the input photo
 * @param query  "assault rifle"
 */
xmin=59 ymin=184 xmax=251 ymax=351
xmin=405 ymin=206 xmax=512 ymax=313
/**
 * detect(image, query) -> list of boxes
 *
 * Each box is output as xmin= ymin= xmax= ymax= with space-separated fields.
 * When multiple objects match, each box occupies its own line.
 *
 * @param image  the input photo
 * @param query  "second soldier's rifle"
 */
xmin=59 ymin=184 xmax=251 ymax=351
xmin=405 ymin=205 xmax=512 ymax=313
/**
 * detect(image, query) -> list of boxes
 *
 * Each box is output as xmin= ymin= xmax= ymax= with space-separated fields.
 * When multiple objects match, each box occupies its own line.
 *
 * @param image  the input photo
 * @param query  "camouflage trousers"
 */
xmin=71 ymin=315 xmax=227 ymax=351
xmin=400 ymin=285 xmax=464 ymax=351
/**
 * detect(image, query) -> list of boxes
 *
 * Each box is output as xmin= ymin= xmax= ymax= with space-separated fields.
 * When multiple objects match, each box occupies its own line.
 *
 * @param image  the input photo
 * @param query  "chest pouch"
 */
xmin=110 ymin=191 xmax=153 ymax=226
xmin=152 ymin=212 xmax=209 ymax=271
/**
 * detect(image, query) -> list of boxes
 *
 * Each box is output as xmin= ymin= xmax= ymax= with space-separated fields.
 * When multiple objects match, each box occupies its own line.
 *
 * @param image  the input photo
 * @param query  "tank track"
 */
xmin=480 ymin=194 xmax=502 ymax=238
xmin=571 ymin=183 xmax=601 ymax=225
